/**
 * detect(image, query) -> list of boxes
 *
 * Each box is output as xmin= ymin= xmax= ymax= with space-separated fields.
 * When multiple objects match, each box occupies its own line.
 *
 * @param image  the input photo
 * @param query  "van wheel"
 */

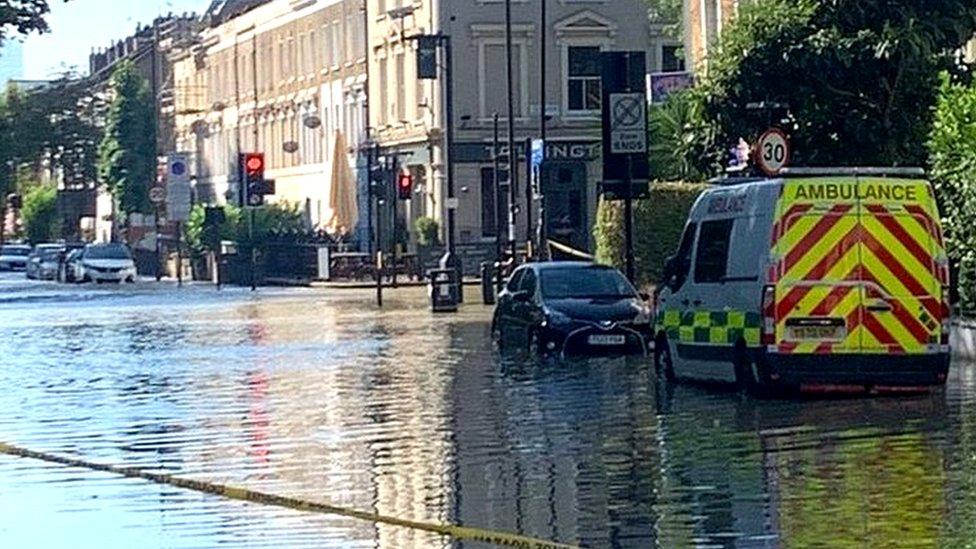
xmin=654 ymin=336 xmax=676 ymax=381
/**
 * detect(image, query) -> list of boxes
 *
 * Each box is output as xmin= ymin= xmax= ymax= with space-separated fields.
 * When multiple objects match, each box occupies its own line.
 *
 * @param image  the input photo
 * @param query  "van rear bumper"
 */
xmin=765 ymin=353 xmax=950 ymax=387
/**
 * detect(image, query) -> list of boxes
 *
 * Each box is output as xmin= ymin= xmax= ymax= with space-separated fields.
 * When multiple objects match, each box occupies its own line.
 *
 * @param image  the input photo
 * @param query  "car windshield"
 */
xmin=86 ymin=245 xmax=131 ymax=260
xmin=1 ymin=246 xmax=30 ymax=256
xmin=40 ymin=250 xmax=61 ymax=261
xmin=541 ymin=267 xmax=636 ymax=300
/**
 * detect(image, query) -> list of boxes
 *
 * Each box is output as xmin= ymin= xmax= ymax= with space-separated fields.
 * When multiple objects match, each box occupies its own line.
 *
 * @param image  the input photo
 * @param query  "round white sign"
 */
xmin=755 ymin=128 xmax=790 ymax=176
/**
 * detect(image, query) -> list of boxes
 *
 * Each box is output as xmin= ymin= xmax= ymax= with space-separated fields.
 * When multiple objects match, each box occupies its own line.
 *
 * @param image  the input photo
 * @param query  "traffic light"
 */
xmin=397 ymin=171 xmax=414 ymax=200
xmin=241 ymin=152 xmax=267 ymax=206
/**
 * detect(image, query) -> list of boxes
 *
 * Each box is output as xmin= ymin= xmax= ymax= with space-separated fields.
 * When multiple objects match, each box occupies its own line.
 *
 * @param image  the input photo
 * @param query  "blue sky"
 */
xmin=21 ymin=0 xmax=203 ymax=79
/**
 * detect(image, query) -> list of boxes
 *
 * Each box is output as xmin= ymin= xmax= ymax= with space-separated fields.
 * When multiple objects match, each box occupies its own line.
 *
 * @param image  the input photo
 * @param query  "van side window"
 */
xmin=695 ymin=219 xmax=734 ymax=284
xmin=672 ymin=222 xmax=697 ymax=289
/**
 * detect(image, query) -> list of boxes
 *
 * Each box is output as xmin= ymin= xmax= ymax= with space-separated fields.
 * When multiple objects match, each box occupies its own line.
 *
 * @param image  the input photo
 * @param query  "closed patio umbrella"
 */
xmin=326 ymin=130 xmax=359 ymax=237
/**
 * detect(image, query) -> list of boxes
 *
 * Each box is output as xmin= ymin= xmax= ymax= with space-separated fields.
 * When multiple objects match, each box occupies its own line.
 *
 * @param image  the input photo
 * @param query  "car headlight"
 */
xmin=543 ymin=309 xmax=574 ymax=328
xmin=633 ymin=304 xmax=653 ymax=325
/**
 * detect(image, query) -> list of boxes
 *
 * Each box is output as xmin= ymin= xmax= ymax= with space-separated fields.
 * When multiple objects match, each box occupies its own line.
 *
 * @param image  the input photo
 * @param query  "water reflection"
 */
xmin=0 ymin=283 xmax=972 ymax=547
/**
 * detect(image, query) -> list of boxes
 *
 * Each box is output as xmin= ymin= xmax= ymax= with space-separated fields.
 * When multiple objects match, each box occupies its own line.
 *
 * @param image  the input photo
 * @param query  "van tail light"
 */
xmin=941 ymin=286 xmax=951 ymax=347
xmin=761 ymin=285 xmax=777 ymax=346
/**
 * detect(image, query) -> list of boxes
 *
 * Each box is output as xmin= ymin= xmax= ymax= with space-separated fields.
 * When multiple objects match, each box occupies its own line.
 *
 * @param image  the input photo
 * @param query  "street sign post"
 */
xmin=601 ymin=51 xmax=649 ymax=283
xmin=755 ymin=128 xmax=791 ymax=176
xmin=165 ymin=153 xmax=192 ymax=222
xmin=165 ymin=153 xmax=192 ymax=288
xmin=609 ymin=93 xmax=647 ymax=155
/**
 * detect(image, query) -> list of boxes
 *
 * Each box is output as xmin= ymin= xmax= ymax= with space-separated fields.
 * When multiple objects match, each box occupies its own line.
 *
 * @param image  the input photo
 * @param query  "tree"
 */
xmin=685 ymin=0 xmax=976 ymax=176
xmin=97 ymin=60 xmax=156 ymax=229
xmin=0 ymin=1 xmax=65 ymax=44
xmin=646 ymin=0 xmax=683 ymax=39
xmin=20 ymin=182 xmax=59 ymax=243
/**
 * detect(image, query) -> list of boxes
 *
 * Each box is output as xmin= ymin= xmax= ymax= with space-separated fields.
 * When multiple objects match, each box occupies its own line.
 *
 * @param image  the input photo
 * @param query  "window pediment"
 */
xmin=554 ymin=10 xmax=617 ymax=38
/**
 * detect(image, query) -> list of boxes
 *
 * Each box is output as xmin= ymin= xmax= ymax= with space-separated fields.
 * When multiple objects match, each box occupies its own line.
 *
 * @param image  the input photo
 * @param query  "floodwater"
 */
xmin=0 ymin=274 xmax=973 ymax=548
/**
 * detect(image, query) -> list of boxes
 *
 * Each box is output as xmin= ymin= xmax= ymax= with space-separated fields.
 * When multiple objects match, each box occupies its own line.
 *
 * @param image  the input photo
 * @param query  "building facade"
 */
xmin=369 ymin=0 xmax=655 ymax=258
xmin=171 ymin=0 xmax=368 ymax=232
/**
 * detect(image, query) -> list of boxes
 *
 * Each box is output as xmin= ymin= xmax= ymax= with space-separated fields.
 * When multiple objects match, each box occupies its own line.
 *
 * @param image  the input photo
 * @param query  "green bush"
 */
xmin=20 ymin=183 xmax=60 ymax=243
xmin=930 ymin=73 xmax=976 ymax=312
xmin=414 ymin=216 xmax=440 ymax=246
xmin=184 ymin=202 xmax=306 ymax=256
xmin=595 ymin=182 xmax=711 ymax=287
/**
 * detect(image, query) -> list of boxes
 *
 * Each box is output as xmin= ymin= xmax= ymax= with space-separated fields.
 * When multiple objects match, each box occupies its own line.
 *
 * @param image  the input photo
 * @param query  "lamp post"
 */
xmin=505 ymin=0 xmax=518 ymax=263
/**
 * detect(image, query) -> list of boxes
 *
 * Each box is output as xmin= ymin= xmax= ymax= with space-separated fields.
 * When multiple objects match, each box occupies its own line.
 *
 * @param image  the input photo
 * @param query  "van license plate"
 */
xmin=589 ymin=335 xmax=626 ymax=346
xmin=788 ymin=326 xmax=845 ymax=341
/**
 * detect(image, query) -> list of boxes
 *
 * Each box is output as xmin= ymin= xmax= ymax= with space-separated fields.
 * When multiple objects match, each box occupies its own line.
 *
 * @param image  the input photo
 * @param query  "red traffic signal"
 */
xmin=397 ymin=171 xmax=413 ymax=200
xmin=243 ymin=153 xmax=265 ymax=181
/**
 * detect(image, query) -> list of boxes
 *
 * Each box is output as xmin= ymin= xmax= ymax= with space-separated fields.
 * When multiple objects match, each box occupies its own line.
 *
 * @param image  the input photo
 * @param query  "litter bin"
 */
xmin=480 ymin=261 xmax=496 ymax=305
xmin=428 ymin=268 xmax=459 ymax=313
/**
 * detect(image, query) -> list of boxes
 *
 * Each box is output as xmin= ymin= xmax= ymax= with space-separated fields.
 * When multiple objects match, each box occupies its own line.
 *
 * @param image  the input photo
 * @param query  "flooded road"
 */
xmin=0 ymin=275 xmax=974 ymax=548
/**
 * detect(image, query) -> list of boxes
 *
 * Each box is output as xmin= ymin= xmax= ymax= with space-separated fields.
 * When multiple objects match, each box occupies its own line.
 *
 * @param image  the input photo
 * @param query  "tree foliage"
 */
xmin=184 ymin=203 xmax=309 ymax=256
xmin=0 ymin=1 xmax=64 ymax=44
xmin=685 ymin=0 xmax=976 ymax=176
xmin=930 ymin=73 xmax=976 ymax=312
xmin=98 ymin=60 xmax=156 ymax=217
xmin=20 ymin=182 xmax=59 ymax=243
xmin=646 ymin=0 xmax=683 ymax=38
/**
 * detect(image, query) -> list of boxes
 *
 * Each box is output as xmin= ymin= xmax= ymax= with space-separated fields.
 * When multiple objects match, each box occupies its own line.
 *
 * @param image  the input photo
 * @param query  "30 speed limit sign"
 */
xmin=755 ymin=128 xmax=790 ymax=176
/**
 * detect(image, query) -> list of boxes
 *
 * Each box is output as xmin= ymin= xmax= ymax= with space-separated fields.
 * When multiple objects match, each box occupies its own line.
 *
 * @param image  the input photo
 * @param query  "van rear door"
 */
xmin=772 ymin=178 xmax=862 ymax=354
xmin=856 ymin=178 xmax=945 ymax=355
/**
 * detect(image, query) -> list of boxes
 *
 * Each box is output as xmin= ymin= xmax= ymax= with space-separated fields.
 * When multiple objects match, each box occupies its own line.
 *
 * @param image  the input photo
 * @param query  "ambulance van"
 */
xmin=654 ymin=168 xmax=951 ymax=392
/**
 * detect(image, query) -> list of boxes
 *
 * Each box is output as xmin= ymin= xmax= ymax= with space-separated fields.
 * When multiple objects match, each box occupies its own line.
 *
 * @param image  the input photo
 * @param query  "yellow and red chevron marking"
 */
xmin=770 ymin=179 xmax=944 ymax=356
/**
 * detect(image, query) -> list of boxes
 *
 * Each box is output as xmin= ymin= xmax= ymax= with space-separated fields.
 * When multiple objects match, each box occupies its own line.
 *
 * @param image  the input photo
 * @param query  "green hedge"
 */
xmin=595 ymin=182 xmax=711 ymax=286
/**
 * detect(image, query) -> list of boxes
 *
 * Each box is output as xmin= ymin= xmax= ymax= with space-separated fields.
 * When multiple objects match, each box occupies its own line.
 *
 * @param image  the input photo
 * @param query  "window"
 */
xmin=395 ymin=51 xmax=406 ymax=122
xmin=567 ymin=46 xmax=601 ymax=112
xmin=667 ymin=222 xmax=697 ymax=290
xmin=662 ymin=45 xmax=685 ymax=73
xmin=481 ymin=42 xmax=523 ymax=118
xmin=694 ymin=220 xmax=733 ymax=284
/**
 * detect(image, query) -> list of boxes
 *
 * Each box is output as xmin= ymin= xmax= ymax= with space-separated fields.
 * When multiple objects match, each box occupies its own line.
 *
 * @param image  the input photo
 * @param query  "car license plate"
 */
xmin=588 ymin=334 xmax=626 ymax=346
xmin=788 ymin=326 xmax=845 ymax=341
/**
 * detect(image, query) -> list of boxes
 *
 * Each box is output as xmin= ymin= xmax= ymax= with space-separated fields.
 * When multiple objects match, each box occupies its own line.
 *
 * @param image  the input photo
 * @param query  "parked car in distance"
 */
xmin=0 ymin=244 xmax=32 ymax=271
xmin=491 ymin=262 xmax=652 ymax=357
xmin=74 ymin=243 xmax=138 ymax=283
xmin=26 ymin=244 xmax=65 ymax=280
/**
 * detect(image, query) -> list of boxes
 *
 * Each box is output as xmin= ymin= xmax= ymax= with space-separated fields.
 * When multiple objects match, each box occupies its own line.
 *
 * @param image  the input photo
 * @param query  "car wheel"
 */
xmin=654 ymin=336 xmax=676 ymax=382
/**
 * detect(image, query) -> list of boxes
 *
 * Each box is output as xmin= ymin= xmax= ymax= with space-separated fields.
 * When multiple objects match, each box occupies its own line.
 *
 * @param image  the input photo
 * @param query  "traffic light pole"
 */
xmin=249 ymin=208 xmax=257 ymax=292
xmin=493 ymin=113 xmax=504 ymax=295
xmin=438 ymin=35 xmax=459 ymax=293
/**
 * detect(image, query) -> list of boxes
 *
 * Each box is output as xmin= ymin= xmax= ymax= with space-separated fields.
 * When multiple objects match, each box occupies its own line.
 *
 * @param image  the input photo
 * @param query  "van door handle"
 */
xmin=866 ymin=301 xmax=893 ymax=313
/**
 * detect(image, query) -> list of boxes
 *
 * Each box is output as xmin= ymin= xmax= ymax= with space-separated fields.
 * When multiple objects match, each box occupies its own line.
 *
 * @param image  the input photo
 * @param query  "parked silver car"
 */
xmin=26 ymin=244 xmax=65 ymax=280
xmin=0 ymin=244 xmax=31 ymax=271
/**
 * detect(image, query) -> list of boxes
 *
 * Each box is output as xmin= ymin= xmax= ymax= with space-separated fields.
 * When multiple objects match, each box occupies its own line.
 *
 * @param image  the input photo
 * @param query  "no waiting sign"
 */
xmin=609 ymin=93 xmax=647 ymax=155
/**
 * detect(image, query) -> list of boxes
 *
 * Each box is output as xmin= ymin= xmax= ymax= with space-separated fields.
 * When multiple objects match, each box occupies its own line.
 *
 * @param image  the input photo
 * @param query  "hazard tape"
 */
xmin=547 ymin=240 xmax=594 ymax=261
xmin=0 ymin=442 xmax=578 ymax=549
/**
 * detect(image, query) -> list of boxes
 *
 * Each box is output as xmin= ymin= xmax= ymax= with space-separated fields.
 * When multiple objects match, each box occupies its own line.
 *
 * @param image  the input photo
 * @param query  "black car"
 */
xmin=491 ymin=262 xmax=653 ymax=357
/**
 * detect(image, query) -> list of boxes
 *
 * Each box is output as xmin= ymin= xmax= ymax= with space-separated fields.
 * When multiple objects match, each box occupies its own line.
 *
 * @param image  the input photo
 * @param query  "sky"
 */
xmin=19 ymin=0 xmax=203 ymax=80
